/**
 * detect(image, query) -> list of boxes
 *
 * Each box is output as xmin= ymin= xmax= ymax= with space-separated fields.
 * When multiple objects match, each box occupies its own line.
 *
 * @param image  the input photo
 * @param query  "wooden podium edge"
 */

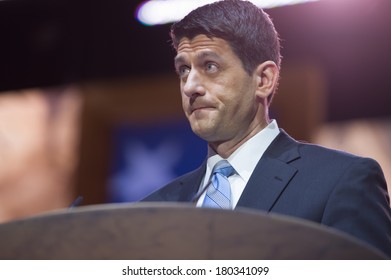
xmin=0 ymin=202 xmax=387 ymax=260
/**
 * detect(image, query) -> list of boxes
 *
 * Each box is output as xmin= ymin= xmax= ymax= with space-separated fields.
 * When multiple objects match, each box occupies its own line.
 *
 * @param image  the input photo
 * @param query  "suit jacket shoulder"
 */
xmin=237 ymin=130 xmax=391 ymax=257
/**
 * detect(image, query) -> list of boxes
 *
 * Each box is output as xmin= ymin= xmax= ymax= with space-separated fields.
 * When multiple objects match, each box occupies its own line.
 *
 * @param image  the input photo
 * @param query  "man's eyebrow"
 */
xmin=174 ymin=50 xmax=222 ymax=67
xmin=196 ymin=51 xmax=221 ymax=61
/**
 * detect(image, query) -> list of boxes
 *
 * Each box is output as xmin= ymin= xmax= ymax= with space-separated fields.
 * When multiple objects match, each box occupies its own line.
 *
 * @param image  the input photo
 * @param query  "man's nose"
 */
xmin=183 ymin=69 xmax=206 ymax=97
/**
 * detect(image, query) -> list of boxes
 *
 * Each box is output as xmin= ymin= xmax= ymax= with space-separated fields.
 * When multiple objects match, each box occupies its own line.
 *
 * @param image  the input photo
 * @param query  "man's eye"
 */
xmin=177 ymin=66 xmax=190 ymax=77
xmin=205 ymin=62 xmax=218 ymax=73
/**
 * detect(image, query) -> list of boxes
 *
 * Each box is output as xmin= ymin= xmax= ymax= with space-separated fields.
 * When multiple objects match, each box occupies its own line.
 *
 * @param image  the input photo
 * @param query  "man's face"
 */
xmin=174 ymin=34 xmax=261 ymax=144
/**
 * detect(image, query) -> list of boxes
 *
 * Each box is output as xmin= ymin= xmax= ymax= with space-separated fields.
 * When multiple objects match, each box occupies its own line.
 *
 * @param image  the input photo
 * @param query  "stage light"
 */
xmin=136 ymin=0 xmax=320 ymax=26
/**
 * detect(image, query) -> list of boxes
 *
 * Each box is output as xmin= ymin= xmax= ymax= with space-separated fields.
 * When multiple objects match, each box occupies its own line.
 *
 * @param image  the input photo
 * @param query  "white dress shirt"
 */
xmin=196 ymin=120 xmax=280 ymax=208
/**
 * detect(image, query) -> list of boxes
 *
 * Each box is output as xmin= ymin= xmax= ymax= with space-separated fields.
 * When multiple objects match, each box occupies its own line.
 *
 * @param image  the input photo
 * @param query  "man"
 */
xmin=142 ymin=0 xmax=391 ymax=257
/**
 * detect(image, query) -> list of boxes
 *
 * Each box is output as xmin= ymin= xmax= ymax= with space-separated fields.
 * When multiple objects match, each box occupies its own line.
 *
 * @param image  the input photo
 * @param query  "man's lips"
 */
xmin=191 ymin=105 xmax=214 ymax=113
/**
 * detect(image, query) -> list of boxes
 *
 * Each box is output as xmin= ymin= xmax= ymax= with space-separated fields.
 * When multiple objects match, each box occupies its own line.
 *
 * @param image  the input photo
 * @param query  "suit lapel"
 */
xmin=236 ymin=130 xmax=300 ymax=211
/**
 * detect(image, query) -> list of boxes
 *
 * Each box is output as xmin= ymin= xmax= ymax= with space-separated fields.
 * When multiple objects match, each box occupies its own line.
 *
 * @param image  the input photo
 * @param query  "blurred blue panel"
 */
xmin=108 ymin=120 xmax=206 ymax=202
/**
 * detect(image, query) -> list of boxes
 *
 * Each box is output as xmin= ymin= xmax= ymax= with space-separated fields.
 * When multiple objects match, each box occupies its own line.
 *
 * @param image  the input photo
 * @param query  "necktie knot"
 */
xmin=213 ymin=160 xmax=234 ymax=178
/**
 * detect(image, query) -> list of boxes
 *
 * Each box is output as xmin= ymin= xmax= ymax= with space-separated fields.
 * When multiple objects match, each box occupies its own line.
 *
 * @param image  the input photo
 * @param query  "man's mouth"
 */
xmin=191 ymin=106 xmax=214 ymax=113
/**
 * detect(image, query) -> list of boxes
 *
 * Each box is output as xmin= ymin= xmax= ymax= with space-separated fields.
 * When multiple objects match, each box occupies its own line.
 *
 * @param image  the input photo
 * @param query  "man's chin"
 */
xmin=191 ymin=126 xmax=216 ymax=141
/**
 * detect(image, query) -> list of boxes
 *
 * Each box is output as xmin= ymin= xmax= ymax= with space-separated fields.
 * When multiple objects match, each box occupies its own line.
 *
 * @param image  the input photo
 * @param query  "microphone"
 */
xmin=68 ymin=196 xmax=83 ymax=209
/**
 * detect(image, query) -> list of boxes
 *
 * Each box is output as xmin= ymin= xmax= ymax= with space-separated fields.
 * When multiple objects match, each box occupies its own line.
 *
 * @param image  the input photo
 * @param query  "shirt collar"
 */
xmin=205 ymin=119 xmax=280 ymax=183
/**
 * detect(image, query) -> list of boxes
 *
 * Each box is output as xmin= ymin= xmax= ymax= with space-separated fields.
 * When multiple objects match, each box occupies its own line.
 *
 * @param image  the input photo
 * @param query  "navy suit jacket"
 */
xmin=142 ymin=130 xmax=391 ymax=257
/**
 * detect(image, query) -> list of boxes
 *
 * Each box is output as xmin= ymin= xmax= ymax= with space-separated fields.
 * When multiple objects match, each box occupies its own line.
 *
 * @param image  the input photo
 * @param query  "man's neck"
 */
xmin=209 ymin=118 xmax=269 ymax=158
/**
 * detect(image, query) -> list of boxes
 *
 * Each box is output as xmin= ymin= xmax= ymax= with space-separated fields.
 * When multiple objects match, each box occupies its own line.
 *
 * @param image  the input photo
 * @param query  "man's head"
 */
xmin=172 ymin=0 xmax=281 ymax=156
xmin=171 ymin=0 xmax=281 ymax=76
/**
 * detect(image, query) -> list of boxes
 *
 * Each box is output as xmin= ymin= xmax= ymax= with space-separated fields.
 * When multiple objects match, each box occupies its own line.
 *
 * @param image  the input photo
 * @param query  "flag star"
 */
xmin=109 ymin=139 xmax=183 ymax=201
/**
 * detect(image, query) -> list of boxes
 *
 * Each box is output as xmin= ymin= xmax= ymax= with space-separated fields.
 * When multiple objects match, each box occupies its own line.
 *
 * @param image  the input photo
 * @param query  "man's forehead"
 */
xmin=176 ymin=35 xmax=230 ymax=54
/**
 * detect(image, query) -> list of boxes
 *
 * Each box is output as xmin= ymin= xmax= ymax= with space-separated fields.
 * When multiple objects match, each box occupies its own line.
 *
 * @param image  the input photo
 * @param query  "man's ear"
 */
xmin=254 ymin=61 xmax=279 ymax=103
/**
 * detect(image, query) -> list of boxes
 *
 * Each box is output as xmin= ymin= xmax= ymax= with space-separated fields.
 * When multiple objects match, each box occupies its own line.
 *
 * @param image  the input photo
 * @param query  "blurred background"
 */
xmin=0 ymin=0 xmax=390 ymax=223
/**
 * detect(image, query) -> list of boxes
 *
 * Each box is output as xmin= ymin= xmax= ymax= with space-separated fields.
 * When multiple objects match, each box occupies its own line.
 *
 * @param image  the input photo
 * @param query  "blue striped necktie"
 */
xmin=202 ymin=160 xmax=234 ymax=209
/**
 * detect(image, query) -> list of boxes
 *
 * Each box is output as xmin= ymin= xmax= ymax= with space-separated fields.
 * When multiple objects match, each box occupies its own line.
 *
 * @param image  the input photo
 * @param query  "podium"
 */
xmin=0 ymin=203 xmax=386 ymax=259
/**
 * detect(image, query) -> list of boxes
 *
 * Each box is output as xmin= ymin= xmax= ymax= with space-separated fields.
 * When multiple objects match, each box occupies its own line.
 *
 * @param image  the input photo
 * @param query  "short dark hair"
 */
xmin=170 ymin=0 xmax=281 ymax=75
